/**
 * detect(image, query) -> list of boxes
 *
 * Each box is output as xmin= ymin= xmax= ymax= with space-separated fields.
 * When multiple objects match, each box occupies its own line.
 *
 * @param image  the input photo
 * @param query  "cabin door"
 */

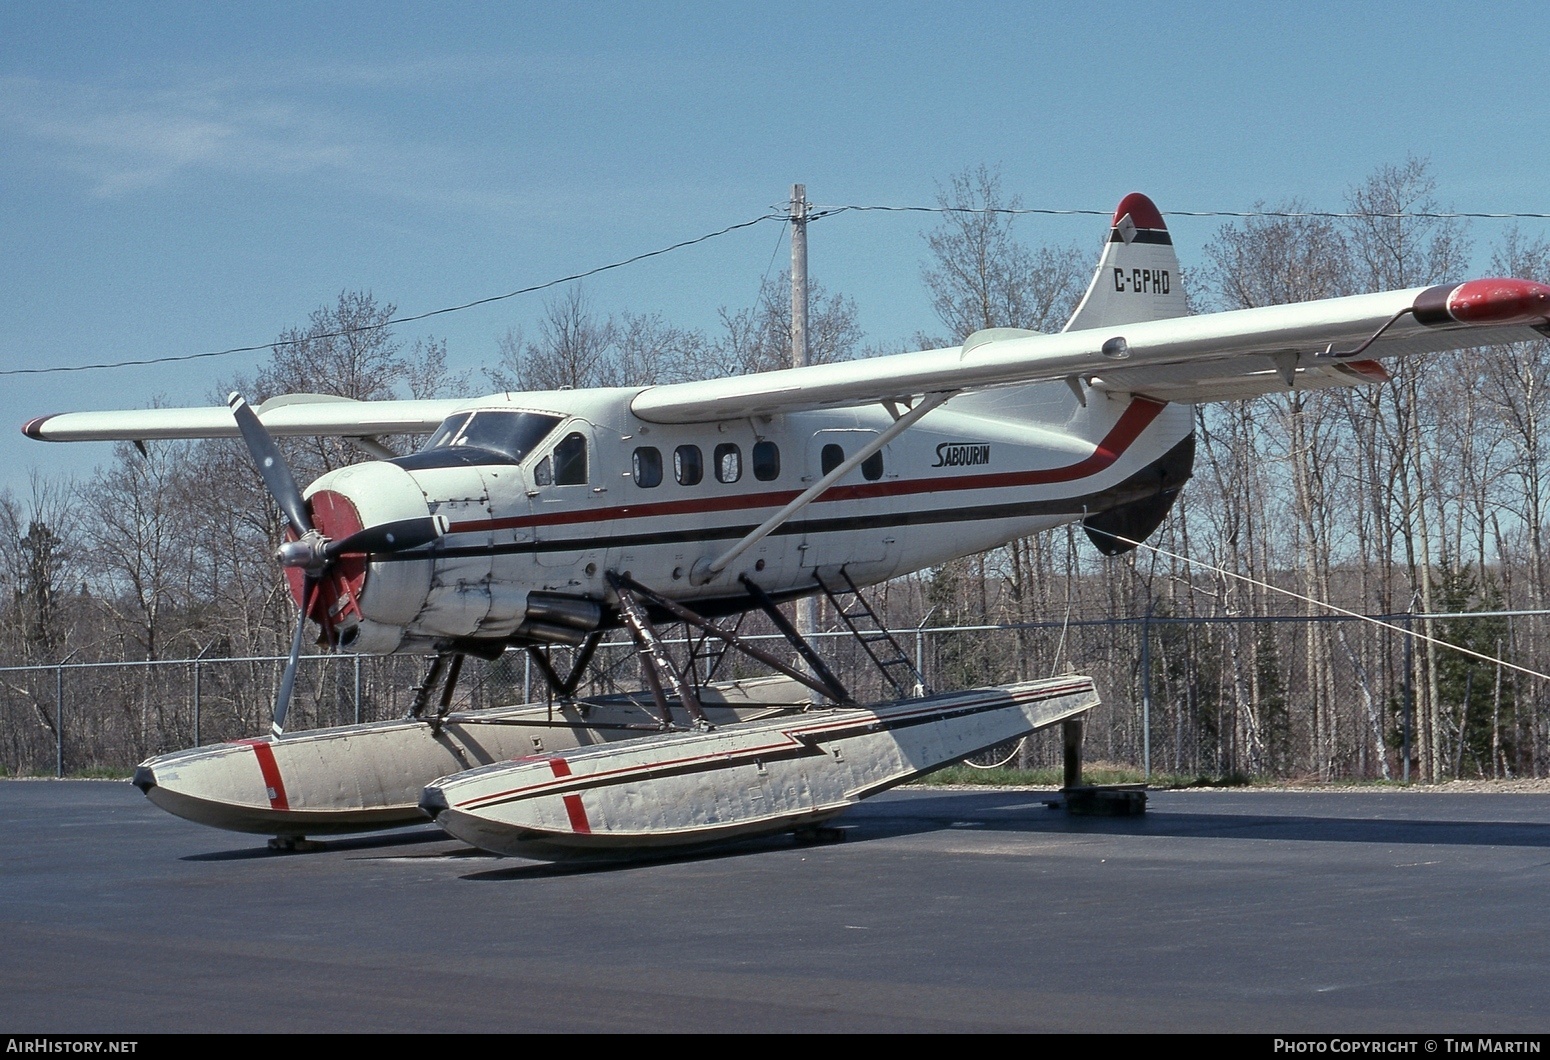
xmin=801 ymin=428 xmax=891 ymax=569
xmin=528 ymin=421 xmax=613 ymax=580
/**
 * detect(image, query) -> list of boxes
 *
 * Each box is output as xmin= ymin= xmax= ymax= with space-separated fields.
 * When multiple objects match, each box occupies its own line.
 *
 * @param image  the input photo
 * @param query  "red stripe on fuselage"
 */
xmin=233 ymin=739 xmax=290 ymax=811
xmin=444 ymin=398 xmax=1167 ymax=535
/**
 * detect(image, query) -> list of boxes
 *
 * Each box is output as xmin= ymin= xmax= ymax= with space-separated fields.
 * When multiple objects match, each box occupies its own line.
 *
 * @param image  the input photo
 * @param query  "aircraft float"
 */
xmin=22 ymin=194 xmax=1550 ymax=855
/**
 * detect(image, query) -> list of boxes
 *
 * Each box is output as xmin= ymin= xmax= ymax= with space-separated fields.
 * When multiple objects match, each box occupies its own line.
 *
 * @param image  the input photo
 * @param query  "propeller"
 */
xmin=228 ymin=393 xmax=311 ymax=538
xmin=227 ymin=393 xmax=443 ymax=737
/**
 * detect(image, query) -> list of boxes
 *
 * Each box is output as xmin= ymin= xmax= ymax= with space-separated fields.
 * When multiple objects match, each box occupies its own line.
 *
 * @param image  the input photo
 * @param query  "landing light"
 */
xmin=1101 ymin=336 xmax=1130 ymax=359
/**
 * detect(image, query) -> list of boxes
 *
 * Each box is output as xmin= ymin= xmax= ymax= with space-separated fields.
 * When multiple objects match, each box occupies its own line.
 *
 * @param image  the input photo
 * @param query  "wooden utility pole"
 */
xmin=791 ymin=184 xmax=817 ymax=641
xmin=790 ymin=183 xmax=809 ymax=370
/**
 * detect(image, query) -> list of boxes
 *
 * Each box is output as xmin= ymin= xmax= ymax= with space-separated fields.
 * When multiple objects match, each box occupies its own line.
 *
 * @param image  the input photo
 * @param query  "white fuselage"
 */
xmin=307 ymin=381 xmax=1193 ymax=655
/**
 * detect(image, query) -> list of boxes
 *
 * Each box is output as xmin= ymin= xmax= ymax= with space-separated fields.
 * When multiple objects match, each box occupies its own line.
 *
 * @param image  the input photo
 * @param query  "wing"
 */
xmin=23 ymin=393 xmax=475 ymax=443
xmin=632 ymin=279 xmax=1550 ymax=424
xmin=23 ymin=193 xmax=1550 ymax=438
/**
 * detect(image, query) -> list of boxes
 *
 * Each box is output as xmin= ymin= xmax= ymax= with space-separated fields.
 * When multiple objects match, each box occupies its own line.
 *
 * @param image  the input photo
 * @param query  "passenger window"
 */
xmin=862 ymin=451 xmax=884 ymax=481
xmin=533 ymin=456 xmax=553 ymax=486
xmin=753 ymin=441 xmax=780 ymax=481
xmin=821 ymin=443 xmax=844 ymax=476
xmin=715 ymin=443 xmax=742 ymax=484
xmin=633 ymin=446 xmax=663 ymax=488
xmin=554 ymin=432 xmax=587 ymax=485
xmin=675 ymin=445 xmax=703 ymax=486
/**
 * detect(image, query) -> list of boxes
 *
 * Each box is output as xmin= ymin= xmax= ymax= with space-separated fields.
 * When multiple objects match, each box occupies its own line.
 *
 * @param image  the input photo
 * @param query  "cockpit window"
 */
xmin=421 ymin=412 xmax=471 ymax=452
xmin=553 ymin=432 xmax=588 ymax=485
xmin=398 ymin=410 xmax=563 ymax=469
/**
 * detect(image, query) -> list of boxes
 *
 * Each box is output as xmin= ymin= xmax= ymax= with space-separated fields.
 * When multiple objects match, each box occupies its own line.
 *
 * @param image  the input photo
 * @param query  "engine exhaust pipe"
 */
xmin=524 ymin=592 xmax=602 ymax=631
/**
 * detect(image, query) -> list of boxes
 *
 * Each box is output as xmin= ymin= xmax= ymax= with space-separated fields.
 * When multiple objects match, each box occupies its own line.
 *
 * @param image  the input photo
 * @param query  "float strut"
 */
xmin=738 ymin=575 xmax=851 ymax=705
xmin=612 ymin=571 xmax=848 ymax=706
xmin=608 ymin=572 xmax=708 ymax=730
xmin=430 ymin=653 xmax=465 ymax=733
xmin=407 ymin=653 xmax=452 ymax=720
xmin=524 ymin=631 xmax=604 ymax=709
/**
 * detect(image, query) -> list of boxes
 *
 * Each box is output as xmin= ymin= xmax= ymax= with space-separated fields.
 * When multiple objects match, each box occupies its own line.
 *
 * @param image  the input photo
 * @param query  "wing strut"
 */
xmin=696 ymin=391 xmax=953 ymax=582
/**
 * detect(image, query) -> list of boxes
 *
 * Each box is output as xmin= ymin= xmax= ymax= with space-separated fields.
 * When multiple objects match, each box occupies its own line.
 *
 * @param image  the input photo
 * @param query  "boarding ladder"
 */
xmin=816 ymin=568 xmax=931 ymax=699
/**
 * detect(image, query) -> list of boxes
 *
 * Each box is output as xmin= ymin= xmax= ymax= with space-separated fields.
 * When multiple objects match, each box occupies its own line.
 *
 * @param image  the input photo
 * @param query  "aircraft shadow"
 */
xmin=457 ymin=831 xmax=824 ymax=880
xmin=178 ymin=791 xmax=1550 ymax=871
xmin=180 ymin=825 xmax=452 ymax=861
xmin=458 ymin=791 xmax=1550 ymax=877
xmin=840 ymin=789 xmax=1550 ymax=850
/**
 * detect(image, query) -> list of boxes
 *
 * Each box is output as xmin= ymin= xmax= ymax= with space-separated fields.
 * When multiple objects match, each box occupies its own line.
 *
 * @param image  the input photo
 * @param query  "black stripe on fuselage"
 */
xmin=375 ymin=436 xmax=1194 ymax=561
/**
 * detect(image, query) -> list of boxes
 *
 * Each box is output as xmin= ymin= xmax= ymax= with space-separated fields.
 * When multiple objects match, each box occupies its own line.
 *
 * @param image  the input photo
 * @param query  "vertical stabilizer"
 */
xmin=1063 ymin=193 xmax=1186 ymax=332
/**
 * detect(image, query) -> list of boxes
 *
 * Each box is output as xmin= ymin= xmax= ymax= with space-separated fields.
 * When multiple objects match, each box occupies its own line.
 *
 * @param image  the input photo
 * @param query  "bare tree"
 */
xmin=259 ymin=291 xmax=411 ymax=403
xmin=487 ymin=289 xmax=712 ymax=391
xmin=498 ymin=286 xmax=618 ymax=391
xmin=1478 ymin=230 xmax=1550 ymax=776
xmin=402 ymin=335 xmax=469 ymax=400
xmin=81 ymin=441 xmax=202 ymax=662
xmin=915 ymin=164 xmax=1090 ymax=649
xmin=1203 ymin=205 xmax=1359 ymax=775
xmin=0 ymin=473 xmax=81 ymax=662
xmin=233 ymin=290 xmax=462 ymax=474
xmin=690 ymin=275 xmax=862 ymax=378
xmin=614 ymin=311 xmax=708 ymax=386
xmin=1343 ymin=157 xmax=1472 ymax=780
xmin=919 ymin=164 xmax=1086 ymax=344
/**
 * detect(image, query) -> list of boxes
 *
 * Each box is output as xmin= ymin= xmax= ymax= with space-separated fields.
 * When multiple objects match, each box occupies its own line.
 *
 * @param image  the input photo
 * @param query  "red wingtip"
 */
xmin=21 ymin=415 xmax=57 ymax=440
xmin=1446 ymin=278 xmax=1550 ymax=326
xmin=1113 ymin=193 xmax=1166 ymax=231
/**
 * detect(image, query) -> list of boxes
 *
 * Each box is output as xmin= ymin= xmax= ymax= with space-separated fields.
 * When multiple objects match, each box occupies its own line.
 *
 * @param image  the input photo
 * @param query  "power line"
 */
xmin=10 ymin=200 xmax=1549 ymax=380
xmin=810 ymin=204 xmax=1550 ymax=221
xmin=2 ymin=213 xmax=784 ymax=379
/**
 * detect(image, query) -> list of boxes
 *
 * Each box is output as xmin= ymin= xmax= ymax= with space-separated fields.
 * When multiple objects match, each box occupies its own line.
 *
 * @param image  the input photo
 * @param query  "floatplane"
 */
xmin=23 ymin=195 xmax=1550 ymax=855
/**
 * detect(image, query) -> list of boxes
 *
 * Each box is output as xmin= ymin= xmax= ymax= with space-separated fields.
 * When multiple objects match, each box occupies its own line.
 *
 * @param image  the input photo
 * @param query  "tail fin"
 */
xmin=1063 ymin=193 xmax=1186 ymax=332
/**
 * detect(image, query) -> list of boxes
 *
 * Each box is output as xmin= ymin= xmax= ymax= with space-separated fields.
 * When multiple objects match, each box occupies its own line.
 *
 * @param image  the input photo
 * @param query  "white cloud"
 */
xmin=0 ymin=70 xmax=522 ymax=211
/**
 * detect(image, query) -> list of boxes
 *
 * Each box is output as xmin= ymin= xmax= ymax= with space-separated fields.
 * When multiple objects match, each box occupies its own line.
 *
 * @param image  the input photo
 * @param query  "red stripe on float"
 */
xmin=233 ymin=739 xmax=289 ymax=810
xmin=549 ymin=758 xmax=590 ymax=831
xmin=562 ymin=794 xmax=592 ymax=834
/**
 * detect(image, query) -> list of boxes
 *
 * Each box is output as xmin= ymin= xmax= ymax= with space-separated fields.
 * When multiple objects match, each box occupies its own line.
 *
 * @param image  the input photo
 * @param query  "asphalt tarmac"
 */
xmin=2 ymin=779 xmax=1548 ymax=1033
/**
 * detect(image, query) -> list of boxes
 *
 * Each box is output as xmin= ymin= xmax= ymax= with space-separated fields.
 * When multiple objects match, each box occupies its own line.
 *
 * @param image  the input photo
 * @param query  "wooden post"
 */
xmin=791 ymin=183 xmax=818 ymax=643
xmin=1062 ymin=717 xmax=1083 ymax=790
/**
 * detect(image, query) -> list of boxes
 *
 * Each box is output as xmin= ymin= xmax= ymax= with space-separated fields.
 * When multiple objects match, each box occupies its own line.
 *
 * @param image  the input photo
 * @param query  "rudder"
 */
xmin=1063 ymin=193 xmax=1186 ymax=332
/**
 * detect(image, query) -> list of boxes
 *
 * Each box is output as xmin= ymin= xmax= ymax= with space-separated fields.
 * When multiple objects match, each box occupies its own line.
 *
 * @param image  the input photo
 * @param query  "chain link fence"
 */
xmin=3 ymin=612 xmax=1545 ymax=781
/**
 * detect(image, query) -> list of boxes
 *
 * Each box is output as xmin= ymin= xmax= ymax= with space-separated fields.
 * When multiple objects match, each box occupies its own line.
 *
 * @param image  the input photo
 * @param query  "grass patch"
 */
xmin=69 ymin=767 xmax=134 ymax=780
xmin=0 ymin=766 xmax=146 ymax=780
xmin=920 ymin=762 xmax=1152 ymax=787
xmin=1161 ymin=770 xmax=1253 ymax=789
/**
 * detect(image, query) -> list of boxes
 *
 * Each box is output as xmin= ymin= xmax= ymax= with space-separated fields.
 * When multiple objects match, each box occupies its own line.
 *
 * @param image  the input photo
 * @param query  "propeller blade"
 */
xmin=271 ymin=578 xmax=315 ymax=737
xmin=228 ymin=392 xmax=312 ymax=536
xmin=325 ymin=516 xmax=444 ymax=559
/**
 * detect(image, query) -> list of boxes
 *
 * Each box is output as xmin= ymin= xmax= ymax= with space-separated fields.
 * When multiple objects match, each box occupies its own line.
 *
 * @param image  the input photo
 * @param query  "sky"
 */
xmin=3 ymin=0 xmax=1548 ymax=497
